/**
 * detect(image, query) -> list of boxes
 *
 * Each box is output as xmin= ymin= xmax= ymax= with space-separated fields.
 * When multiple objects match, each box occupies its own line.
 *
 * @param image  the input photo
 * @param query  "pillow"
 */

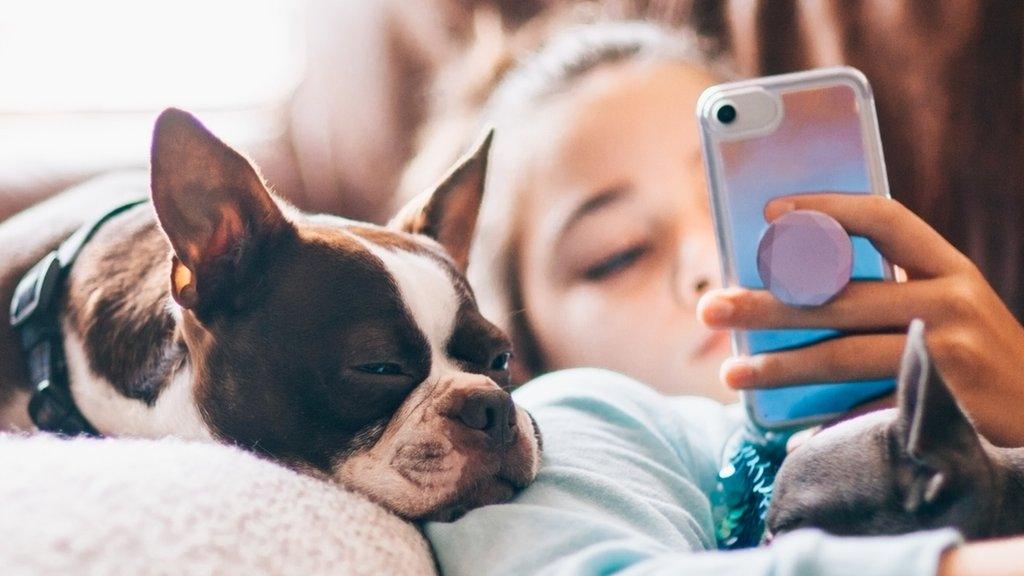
xmin=0 ymin=434 xmax=436 ymax=575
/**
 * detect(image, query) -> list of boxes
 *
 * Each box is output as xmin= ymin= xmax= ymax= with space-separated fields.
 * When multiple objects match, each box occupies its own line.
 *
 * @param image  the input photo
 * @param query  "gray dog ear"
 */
xmin=895 ymin=319 xmax=983 ymax=511
xmin=390 ymin=128 xmax=493 ymax=272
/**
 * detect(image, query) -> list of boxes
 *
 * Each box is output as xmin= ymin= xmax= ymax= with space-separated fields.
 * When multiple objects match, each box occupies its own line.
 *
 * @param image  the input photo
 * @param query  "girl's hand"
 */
xmin=697 ymin=193 xmax=1024 ymax=447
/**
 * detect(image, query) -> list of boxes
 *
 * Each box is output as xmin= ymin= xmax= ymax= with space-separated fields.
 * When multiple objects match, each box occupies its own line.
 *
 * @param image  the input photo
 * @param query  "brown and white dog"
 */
xmin=0 ymin=109 xmax=540 ymax=521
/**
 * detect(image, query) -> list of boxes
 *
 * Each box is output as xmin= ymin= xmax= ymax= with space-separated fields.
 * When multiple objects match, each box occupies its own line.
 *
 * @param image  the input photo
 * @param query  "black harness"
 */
xmin=9 ymin=199 xmax=147 ymax=436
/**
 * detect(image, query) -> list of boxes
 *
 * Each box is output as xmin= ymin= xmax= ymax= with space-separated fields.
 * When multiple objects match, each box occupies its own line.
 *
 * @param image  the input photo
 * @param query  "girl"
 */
xmin=402 ymin=8 xmax=1024 ymax=445
xmin=408 ymin=16 xmax=1024 ymax=576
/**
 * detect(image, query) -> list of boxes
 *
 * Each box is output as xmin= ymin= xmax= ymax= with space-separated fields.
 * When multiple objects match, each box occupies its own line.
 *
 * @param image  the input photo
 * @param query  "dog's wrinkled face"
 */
xmin=148 ymin=109 xmax=539 ymax=520
xmin=768 ymin=321 xmax=996 ymax=539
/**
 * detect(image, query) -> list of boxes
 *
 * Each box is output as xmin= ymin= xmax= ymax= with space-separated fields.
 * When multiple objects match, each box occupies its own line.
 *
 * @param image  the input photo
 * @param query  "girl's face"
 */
xmin=504 ymin=60 xmax=734 ymax=399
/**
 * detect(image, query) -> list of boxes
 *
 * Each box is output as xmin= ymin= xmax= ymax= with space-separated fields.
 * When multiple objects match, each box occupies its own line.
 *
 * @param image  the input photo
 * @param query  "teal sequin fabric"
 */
xmin=712 ymin=426 xmax=789 ymax=549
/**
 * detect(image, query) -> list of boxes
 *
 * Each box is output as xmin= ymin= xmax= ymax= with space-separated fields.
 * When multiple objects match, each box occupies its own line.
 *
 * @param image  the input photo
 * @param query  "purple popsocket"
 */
xmin=757 ymin=210 xmax=852 ymax=307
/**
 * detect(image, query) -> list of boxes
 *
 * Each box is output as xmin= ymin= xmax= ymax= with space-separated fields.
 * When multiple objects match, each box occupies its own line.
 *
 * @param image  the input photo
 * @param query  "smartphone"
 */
xmin=696 ymin=66 xmax=896 ymax=430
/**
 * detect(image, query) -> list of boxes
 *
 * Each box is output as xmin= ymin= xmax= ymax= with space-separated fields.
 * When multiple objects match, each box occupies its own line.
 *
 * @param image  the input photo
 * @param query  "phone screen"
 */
xmin=704 ymin=77 xmax=895 ymax=428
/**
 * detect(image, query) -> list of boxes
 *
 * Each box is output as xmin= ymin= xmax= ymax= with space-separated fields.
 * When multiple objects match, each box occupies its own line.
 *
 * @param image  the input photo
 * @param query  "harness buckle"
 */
xmin=9 ymin=251 xmax=62 ymax=328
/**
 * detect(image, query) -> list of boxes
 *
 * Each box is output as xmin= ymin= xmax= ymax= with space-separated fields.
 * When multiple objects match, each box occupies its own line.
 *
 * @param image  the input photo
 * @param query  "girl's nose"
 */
xmin=673 ymin=235 xmax=720 ymax=308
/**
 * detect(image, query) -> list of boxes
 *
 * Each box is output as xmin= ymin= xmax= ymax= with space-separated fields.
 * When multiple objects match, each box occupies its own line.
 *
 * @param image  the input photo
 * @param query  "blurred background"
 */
xmin=0 ymin=0 xmax=1021 ymax=315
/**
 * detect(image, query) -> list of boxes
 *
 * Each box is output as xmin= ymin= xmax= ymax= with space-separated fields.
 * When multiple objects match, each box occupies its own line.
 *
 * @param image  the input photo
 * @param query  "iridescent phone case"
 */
xmin=697 ymin=67 xmax=896 ymax=430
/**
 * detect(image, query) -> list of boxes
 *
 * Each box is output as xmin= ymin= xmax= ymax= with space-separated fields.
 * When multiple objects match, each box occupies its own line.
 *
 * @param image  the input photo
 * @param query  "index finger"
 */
xmin=764 ymin=193 xmax=970 ymax=278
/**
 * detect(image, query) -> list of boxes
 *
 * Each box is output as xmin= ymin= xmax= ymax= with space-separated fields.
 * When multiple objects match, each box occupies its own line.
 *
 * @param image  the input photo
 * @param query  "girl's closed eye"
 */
xmin=584 ymin=243 xmax=651 ymax=281
xmin=555 ymin=192 xmax=660 ymax=284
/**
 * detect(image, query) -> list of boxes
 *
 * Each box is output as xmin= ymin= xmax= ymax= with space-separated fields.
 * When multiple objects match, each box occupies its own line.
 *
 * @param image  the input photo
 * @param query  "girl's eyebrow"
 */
xmin=557 ymin=185 xmax=631 ymax=243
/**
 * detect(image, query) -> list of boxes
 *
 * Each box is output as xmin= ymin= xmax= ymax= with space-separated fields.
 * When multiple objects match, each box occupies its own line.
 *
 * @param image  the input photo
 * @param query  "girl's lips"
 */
xmin=691 ymin=329 xmax=730 ymax=359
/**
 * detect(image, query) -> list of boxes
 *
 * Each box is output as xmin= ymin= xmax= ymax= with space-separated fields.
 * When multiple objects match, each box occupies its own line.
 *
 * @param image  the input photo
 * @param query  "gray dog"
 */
xmin=768 ymin=320 xmax=1024 ymax=540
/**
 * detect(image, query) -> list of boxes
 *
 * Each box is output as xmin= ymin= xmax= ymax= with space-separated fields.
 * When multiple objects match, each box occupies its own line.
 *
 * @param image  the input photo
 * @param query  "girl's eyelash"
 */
xmin=584 ymin=244 xmax=650 ymax=281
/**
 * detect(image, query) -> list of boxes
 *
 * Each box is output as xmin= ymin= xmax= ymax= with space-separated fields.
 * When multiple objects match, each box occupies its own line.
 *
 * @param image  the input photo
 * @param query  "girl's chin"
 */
xmin=668 ymin=357 xmax=735 ymax=400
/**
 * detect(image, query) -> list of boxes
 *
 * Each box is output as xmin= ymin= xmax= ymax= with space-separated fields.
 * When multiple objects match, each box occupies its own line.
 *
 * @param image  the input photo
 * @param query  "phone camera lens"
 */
xmin=716 ymin=103 xmax=737 ymax=125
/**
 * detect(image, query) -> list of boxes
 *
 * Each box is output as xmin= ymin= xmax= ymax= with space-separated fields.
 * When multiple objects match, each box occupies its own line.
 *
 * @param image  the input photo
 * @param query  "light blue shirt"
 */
xmin=427 ymin=368 xmax=961 ymax=576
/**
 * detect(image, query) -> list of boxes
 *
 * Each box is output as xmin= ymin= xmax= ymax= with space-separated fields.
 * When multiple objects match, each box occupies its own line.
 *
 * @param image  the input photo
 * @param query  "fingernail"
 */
xmin=721 ymin=357 xmax=756 ymax=388
xmin=765 ymin=199 xmax=796 ymax=220
xmin=786 ymin=427 xmax=819 ymax=453
xmin=700 ymin=298 xmax=733 ymax=324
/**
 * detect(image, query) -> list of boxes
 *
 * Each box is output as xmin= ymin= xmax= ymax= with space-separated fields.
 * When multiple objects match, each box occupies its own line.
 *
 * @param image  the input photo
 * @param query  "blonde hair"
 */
xmin=401 ymin=12 xmax=730 ymax=383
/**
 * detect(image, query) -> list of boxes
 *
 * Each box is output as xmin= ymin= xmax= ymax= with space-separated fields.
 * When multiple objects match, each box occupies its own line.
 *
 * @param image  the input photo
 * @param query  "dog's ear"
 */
xmin=390 ymin=128 xmax=492 ymax=271
xmin=150 ymin=108 xmax=290 ymax=314
xmin=895 ymin=319 xmax=983 ymax=512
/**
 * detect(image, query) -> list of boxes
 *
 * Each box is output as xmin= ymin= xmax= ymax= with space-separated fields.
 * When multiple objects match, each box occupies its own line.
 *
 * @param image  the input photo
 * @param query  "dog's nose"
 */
xmin=456 ymin=389 xmax=517 ymax=445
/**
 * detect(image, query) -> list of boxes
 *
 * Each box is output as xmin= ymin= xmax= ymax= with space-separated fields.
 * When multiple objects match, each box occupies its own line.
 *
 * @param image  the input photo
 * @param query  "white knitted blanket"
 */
xmin=0 ymin=434 xmax=437 ymax=576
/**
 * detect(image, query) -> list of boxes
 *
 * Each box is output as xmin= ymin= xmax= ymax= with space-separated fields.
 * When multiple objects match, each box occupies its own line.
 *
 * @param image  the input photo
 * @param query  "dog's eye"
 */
xmin=490 ymin=352 xmax=512 ymax=372
xmin=355 ymin=363 xmax=404 ymax=376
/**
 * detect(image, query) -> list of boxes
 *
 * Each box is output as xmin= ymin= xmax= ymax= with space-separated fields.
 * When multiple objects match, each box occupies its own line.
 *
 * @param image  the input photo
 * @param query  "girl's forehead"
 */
xmin=495 ymin=60 xmax=714 ymax=208
xmin=512 ymin=63 xmax=710 ymax=161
